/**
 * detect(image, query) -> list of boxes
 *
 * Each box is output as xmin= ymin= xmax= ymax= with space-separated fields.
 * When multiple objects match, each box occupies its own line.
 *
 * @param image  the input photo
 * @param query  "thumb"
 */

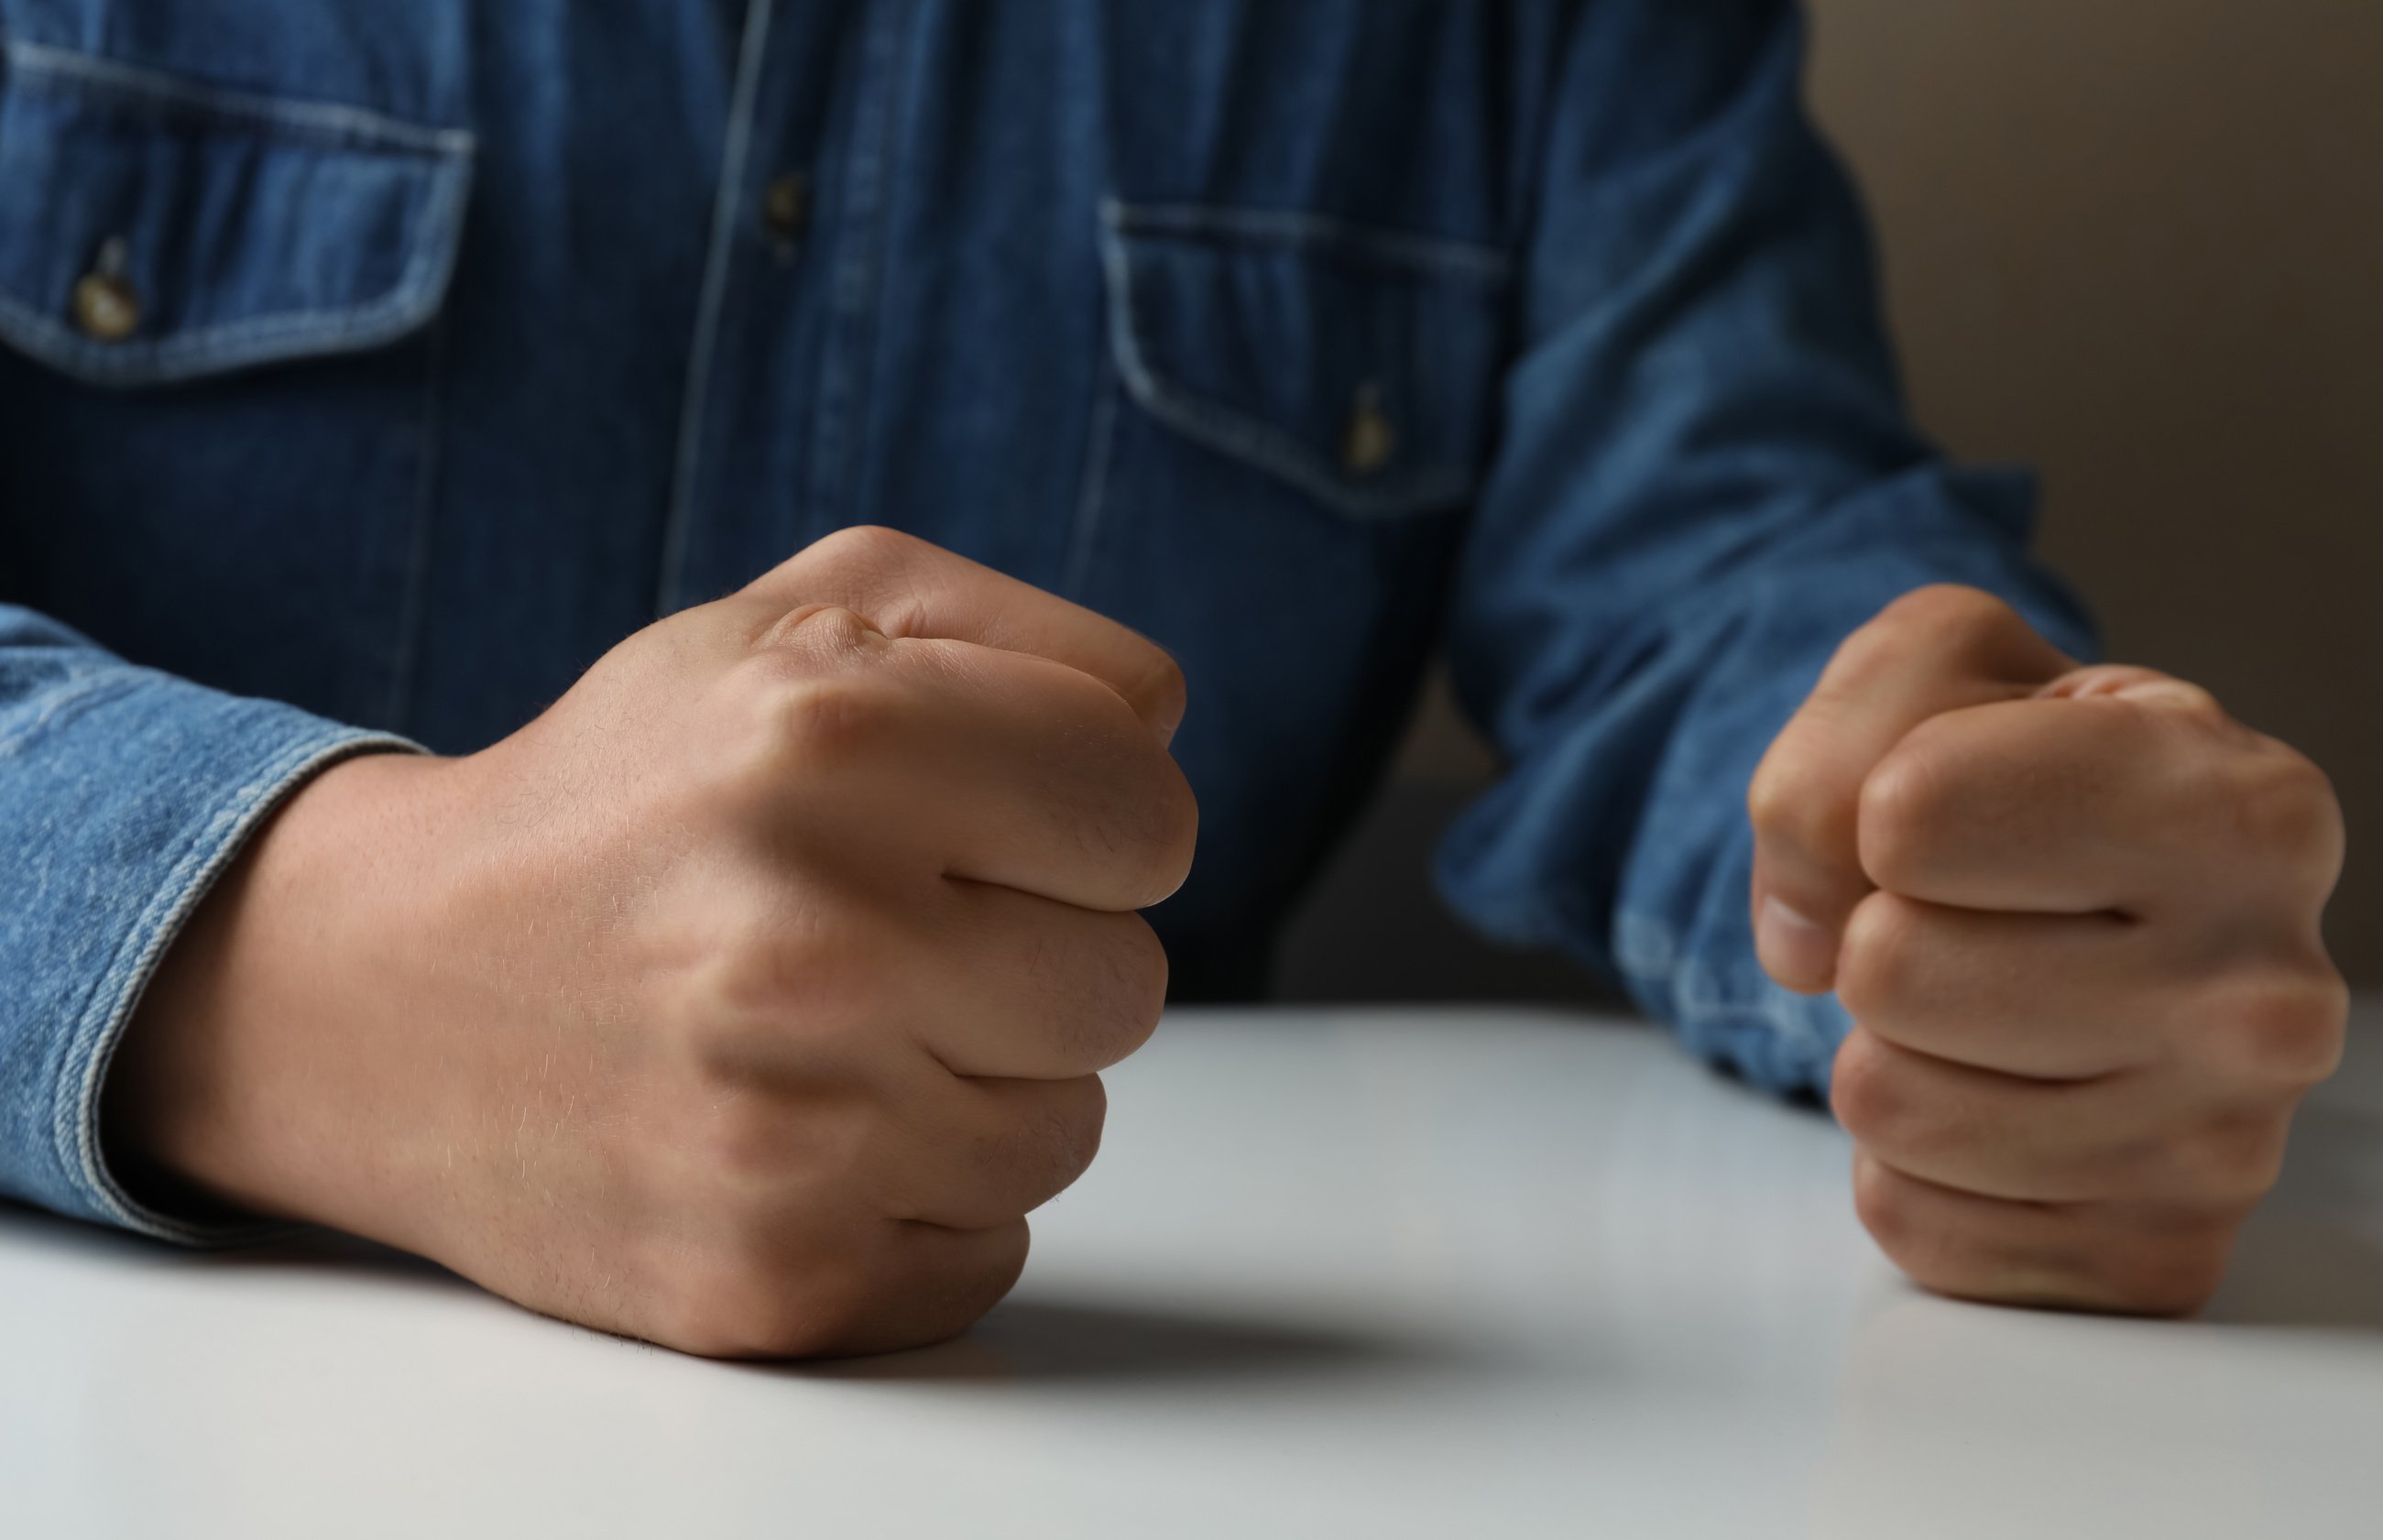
xmin=1746 ymin=586 xmax=2072 ymax=992
xmin=738 ymin=526 xmax=1187 ymax=744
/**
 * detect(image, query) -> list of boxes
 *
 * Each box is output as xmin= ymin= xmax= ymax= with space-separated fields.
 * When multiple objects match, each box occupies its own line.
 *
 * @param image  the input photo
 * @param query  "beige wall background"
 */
xmin=1810 ymin=0 xmax=2383 ymax=974
xmin=1357 ymin=0 xmax=2383 ymax=988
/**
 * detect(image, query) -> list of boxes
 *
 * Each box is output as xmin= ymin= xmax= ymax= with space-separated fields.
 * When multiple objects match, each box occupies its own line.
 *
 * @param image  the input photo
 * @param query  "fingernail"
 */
xmin=1757 ymin=896 xmax=1836 ymax=991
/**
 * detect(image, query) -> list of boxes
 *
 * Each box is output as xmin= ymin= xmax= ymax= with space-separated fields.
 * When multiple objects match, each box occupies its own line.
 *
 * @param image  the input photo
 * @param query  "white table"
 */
xmin=7 ymin=1004 xmax=2382 ymax=1539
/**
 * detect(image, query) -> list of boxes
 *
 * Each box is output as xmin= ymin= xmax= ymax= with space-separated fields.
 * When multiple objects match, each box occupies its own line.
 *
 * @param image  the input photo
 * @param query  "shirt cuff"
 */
xmin=2 ymin=673 xmax=421 ymax=1245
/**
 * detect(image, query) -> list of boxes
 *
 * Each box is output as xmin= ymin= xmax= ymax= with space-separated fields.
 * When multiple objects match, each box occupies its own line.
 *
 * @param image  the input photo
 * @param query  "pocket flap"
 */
xmin=1099 ymin=199 xmax=1511 ymax=519
xmin=0 ymin=38 xmax=474 ymax=388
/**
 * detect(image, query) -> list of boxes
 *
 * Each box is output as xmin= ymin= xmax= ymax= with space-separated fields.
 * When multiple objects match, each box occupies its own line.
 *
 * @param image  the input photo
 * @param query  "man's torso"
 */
xmin=0 ymin=0 xmax=1584 ymax=988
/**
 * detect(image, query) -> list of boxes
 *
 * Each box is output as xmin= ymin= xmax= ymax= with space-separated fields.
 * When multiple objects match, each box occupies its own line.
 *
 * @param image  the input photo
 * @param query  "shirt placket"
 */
xmin=657 ymin=0 xmax=915 ymax=614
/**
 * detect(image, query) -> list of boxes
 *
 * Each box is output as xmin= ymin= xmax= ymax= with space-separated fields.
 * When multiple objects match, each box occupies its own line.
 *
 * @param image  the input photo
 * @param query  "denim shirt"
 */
xmin=0 ymin=0 xmax=2093 ymax=1241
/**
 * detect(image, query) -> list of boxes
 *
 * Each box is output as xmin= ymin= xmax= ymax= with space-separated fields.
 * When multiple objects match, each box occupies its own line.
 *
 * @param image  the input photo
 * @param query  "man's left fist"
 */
xmin=1749 ymin=585 xmax=2346 ymax=1315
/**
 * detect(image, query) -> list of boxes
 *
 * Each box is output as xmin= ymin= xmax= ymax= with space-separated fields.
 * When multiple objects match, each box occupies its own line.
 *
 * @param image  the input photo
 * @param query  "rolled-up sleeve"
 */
xmin=0 ymin=605 xmax=417 ymax=1241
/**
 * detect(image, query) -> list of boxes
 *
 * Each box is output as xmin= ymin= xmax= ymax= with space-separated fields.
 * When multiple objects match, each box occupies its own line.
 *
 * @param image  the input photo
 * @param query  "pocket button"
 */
xmin=71 ymin=237 xmax=140 ymax=343
xmin=1340 ymin=381 xmax=1396 ymax=477
xmin=763 ymin=173 xmax=811 ymax=254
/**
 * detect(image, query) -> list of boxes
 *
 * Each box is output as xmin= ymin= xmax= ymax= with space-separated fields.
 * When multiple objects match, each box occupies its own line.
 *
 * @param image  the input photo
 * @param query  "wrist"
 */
xmin=103 ymin=748 xmax=456 ymax=1238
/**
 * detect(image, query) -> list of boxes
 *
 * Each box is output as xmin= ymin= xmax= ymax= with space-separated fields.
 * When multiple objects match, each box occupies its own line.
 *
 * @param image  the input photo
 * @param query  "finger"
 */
xmin=760 ymin=607 xmax=1197 ymax=912
xmin=1836 ymin=890 xmax=2169 ymax=1079
xmin=829 ymin=1218 xmax=1034 ymax=1357
xmin=1831 ymin=1026 xmax=2289 ymax=1206
xmin=902 ymin=880 xmax=1168 ymax=1080
xmin=892 ymin=635 xmax=1197 ymax=910
xmin=710 ymin=1218 xmax=1033 ymax=1360
xmin=1748 ymin=586 xmax=2071 ymax=992
xmin=1852 ymin=1152 xmax=2239 ymax=1316
xmin=877 ymin=1074 xmax=1108 ymax=1231
xmin=1856 ymin=688 xmax=2329 ymax=919
xmin=740 ymin=526 xmax=1186 ymax=741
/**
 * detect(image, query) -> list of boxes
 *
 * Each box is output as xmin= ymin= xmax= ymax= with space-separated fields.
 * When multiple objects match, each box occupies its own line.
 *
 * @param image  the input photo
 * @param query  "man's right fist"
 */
xmin=104 ymin=527 xmax=1196 ymax=1358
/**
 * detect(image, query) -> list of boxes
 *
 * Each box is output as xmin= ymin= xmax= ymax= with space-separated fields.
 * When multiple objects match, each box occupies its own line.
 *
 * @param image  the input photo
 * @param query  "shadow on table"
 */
xmin=781 ymin=1296 xmax=1470 ymax=1387
xmin=0 ymin=1203 xmax=1475 ymax=1383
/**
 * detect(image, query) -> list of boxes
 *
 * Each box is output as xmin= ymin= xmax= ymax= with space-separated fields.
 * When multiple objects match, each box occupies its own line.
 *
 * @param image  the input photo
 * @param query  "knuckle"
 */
xmin=698 ymin=958 xmax=799 ymax=1040
xmin=1009 ymin=912 xmax=1168 ymax=1072
xmin=1106 ymin=916 xmax=1172 ymax=1047
xmin=889 ymin=1224 xmax=1032 ymax=1350
xmin=1850 ymin=1153 xmax=1917 ymax=1254
xmin=1754 ymin=743 xmax=1839 ymax=844
xmin=735 ymin=604 xmax=889 ymax=730
xmin=2226 ymin=745 xmax=2345 ymax=876
xmin=1055 ymin=915 xmax=1169 ymax=1069
xmin=742 ymin=668 xmax=894 ymax=782
xmin=1746 ymin=748 xmax=1853 ymax=858
xmin=1100 ymin=639 xmax=1189 ymax=738
xmin=1022 ymin=669 xmax=1197 ymax=908
xmin=1856 ymin=736 xmax=1953 ymax=887
xmin=664 ymin=1245 xmax=871 ymax=1360
xmin=1828 ymin=1029 xmax=1907 ymax=1148
xmin=674 ymin=1080 xmax=866 ymax=1194
xmin=1136 ymin=763 xmax=1201 ymax=901
xmin=1835 ymin=891 xmax=1921 ymax=1022
xmin=689 ymin=1096 xmax=801 ymax=1186
xmin=1850 ymin=1159 xmax=1987 ymax=1303
xmin=1873 ymin=584 xmax=2025 ymax=661
xmin=1042 ymin=1076 xmax=1109 ymax=1188
xmin=695 ymin=907 xmax=858 ymax=1027
xmin=798 ymin=527 xmax=941 ymax=639
xmin=977 ymin=1220 xmax=1035 ymax=1308
xmin=803 ymin=523 xmax=924 ymax=583
xmin=1140 ymin=648 xmax=1189 ymax=728
xmin=2218 ymin=968 xmax=2349 ymax=1087
xmin=752 ymin=598 xmax=878 ymax=661
xmin=989 ymin=1078 xmax=1106 ymax=1205
xmin=2172 ymin=1113 xmax=2290 ymax=1205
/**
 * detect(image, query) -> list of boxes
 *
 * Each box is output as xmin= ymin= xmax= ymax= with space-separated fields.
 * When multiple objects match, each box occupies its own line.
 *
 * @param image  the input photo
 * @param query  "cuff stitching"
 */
xmin=52 ymin=713 xmax=419 ymax=1245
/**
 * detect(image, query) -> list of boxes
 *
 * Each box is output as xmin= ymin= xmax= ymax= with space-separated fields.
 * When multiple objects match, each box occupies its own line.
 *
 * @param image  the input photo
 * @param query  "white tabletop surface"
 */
xmin=7 ymin=1002 xmax=2382 ymax=1539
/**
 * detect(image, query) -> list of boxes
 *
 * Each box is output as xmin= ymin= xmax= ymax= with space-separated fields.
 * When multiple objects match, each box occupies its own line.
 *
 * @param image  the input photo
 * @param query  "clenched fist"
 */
xmin=106 ymin=527 xmax=1196 ymax=1358
xmin=1750 ymin=585 xmax=2346 ymax=1315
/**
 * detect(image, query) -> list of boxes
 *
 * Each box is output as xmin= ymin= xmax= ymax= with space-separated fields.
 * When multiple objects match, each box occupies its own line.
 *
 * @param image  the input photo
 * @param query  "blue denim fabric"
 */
xmin=0 ymin=0 xmax=2094 ymax=1240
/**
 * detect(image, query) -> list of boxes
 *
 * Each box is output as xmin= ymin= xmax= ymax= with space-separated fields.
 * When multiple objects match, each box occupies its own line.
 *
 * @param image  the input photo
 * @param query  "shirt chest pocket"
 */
xmin=0 ymin=37 xmax=472 ymax=727
xmin=1093 ymin=199 xmax=1512 ymax=530
xmin=1075 ymin=201 xmax=1512 ymax=912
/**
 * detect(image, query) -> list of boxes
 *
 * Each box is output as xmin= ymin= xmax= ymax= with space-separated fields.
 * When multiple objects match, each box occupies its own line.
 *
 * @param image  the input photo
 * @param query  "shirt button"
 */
xmin=762 ymin=172 xmax=811 ymax=249
xmin=1341 ymin=382 xmax=1396 ymax=476
xmin=71 ymin=236 xmax=140 ymax=344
